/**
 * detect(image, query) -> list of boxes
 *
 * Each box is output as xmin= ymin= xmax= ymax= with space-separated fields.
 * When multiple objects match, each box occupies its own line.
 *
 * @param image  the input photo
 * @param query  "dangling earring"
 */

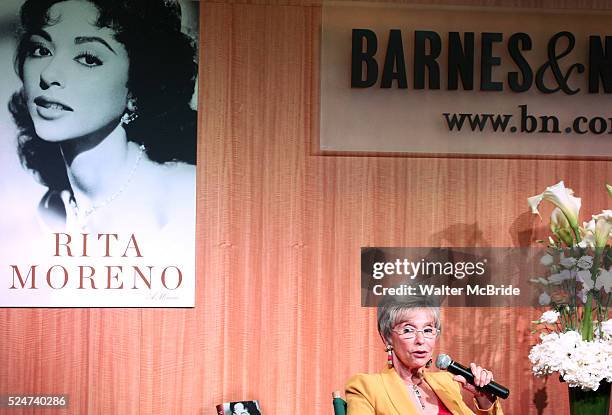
xmin=425 ymin=359 xmax=433 ymax=368
xmin=386 ymin=344 xmax=393 ymax=368
xmin=121 ymin=111 xmax=138 ymax=125
xmin=121 ymin=97 xmax=139 ymax=125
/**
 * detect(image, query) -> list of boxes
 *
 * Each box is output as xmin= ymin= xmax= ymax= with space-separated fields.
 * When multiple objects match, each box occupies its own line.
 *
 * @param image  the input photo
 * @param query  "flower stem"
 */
xmin=582 ymin=295 xmax=594 ymax=341
xmin=571 ymin=225 xmax=582 ymax=244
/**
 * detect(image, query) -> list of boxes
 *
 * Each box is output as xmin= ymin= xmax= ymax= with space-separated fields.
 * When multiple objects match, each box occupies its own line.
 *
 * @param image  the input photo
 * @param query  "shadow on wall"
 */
xmin=432 ymin=222 xmax=489 ymax=247
xmin=511 ymin=211 xmax=551 ymax=415
xmin=533 ymin=385 xmax=549 ymax=415
xmin=510 ymin=211 xmax=538 ymax=247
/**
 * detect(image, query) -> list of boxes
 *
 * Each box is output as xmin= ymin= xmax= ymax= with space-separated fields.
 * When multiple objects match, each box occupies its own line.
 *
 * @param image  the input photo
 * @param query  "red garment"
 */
xmin=437 ymin=396 xmax=453 ymax=415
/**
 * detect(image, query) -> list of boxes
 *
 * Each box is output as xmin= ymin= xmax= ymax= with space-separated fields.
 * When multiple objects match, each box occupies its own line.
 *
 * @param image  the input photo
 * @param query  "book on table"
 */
xmin=216 ymin=400 xmax=261 ymax=415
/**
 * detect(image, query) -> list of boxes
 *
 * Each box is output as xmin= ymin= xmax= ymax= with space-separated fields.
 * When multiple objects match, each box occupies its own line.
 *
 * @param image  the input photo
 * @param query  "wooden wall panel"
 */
xmin=2 ymin=1 xmax=612 ymax=414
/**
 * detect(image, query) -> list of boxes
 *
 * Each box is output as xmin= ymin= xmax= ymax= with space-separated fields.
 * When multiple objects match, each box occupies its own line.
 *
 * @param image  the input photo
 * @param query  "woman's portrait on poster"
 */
xmin=7 ymin=0 xmax=198 ymax=235
xmin=230 ymin=401 xmax=261 ymax=415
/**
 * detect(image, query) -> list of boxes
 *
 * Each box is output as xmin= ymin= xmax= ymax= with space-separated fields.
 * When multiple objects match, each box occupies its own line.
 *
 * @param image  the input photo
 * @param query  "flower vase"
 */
xmin=568 ymin=382 xmax=611 ymax=415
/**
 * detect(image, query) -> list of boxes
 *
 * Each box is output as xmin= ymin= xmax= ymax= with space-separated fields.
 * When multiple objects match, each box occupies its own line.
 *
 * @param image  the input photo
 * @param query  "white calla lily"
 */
xmin=579 ymin=219 xmax=596 ymax=249
xmin=530 ymin=182 xmax=612 ymax=370
xmin=550 ymin=207 xmax=570 ymax=229
xmin=528 ymin=182 xmax=581 ymax=240
xmin=550 ymin=208 xmax=574 ymax=245
xmin=591 ymin=210 xmax=612 ymax=248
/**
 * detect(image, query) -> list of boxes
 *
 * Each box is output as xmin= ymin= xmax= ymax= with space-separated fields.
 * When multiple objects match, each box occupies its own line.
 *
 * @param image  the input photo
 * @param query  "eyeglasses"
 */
xmin=392 ymin=326 xmax=438 ymax=339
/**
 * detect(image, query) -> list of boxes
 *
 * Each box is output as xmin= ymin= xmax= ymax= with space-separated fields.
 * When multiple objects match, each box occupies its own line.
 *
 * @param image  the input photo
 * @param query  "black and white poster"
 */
xmin=0 ymin=0 xmax=199 ymax=307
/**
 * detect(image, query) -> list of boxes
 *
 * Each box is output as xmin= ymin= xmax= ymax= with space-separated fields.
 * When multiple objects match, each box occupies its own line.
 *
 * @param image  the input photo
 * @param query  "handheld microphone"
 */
xmin=436 ymin=354 xmax=510 ymax=399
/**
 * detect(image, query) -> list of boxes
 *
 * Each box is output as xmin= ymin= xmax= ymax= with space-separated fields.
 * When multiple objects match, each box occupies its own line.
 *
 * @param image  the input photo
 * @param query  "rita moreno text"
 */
xmin=9 ymin=233 xmax=183 ymax=290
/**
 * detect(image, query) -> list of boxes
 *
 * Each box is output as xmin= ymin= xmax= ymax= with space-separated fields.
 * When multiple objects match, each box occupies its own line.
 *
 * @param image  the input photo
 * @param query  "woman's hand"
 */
xmin=453 ymin=362 xmax=497 ymax=409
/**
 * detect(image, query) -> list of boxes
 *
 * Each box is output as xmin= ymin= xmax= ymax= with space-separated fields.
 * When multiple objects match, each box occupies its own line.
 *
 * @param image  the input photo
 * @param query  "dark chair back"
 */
xmin=332 ymin=391 xmax=347 ymax=415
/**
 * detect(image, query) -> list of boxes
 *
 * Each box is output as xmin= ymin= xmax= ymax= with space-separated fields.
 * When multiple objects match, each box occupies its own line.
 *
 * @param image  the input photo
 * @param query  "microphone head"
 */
xmin=436 ymin=354 xmax=452 ymax=370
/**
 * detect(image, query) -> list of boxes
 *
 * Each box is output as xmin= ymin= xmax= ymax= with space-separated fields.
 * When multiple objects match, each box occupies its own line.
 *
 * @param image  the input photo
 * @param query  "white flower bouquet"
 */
xmin=527 ymin=181 xmax=612 ymax=391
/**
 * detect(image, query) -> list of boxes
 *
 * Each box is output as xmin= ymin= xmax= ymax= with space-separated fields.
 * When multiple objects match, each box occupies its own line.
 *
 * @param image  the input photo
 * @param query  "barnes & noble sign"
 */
xmin=320 ymin=3 xmax=612 ymax=157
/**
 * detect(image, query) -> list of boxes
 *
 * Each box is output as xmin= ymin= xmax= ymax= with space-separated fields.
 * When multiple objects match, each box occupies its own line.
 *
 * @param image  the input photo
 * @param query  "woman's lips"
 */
xmin=34 ymin=96 xmax=73 ymax=120
xmin=412 ymin=351 xmax=429 ymax=358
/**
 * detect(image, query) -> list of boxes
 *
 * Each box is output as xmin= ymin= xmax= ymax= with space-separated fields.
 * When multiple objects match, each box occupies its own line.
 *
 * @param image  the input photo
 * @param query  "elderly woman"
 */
xmin=346 ymin=296 xmax=503 ymax=414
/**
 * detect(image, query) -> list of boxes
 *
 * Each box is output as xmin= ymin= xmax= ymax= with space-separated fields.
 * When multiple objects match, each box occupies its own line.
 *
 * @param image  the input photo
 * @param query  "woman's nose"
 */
xmin=39 ymin=57 xmax=65 ymax=90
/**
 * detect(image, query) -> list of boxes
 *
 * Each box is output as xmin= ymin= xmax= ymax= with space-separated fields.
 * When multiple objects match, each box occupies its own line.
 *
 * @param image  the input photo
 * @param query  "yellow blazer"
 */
xmin=346 ymin=366 xmax=503 ymax=415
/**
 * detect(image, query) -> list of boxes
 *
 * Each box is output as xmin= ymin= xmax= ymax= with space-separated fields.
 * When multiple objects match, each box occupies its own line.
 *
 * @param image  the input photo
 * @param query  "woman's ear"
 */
xmin=378 ymin=331 xmax=388 ymax=346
